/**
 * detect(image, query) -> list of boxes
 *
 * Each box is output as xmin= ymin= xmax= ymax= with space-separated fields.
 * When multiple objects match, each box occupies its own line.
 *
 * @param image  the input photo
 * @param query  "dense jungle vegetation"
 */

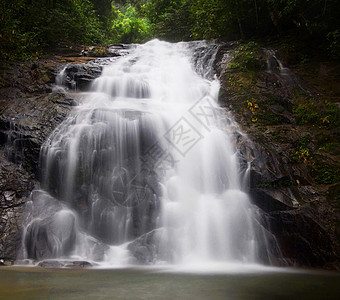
xmin=0 ymin=0 xmax=339 ymax=60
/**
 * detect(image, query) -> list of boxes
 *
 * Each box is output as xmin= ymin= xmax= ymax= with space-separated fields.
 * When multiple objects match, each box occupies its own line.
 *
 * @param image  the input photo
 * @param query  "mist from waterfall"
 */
xmin=20 ymin=40 xmax=278 ymax=268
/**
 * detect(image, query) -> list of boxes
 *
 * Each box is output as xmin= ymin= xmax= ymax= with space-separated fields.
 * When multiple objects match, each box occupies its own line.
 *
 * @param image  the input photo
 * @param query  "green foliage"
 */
xmin=323 ymin=101 xmax=340 ymax=128
xmin=327 ymin=30 xmax=340 ymax=59
xmin=0 ymin=0 xmax=39 ymax=60
xmin=141 ymin=0 xmax=191 ymax=41
xmin=1 ymin=0 xmax=339 ymax=60
xmin=91 ymin=46 xmax=109 ymax=57
xmin=48 ymin=0 xmax=105 ymax=45
xmin=258 ymin=177 xmax=296 ymax=188
xmin=293 ymin=104 xmax=320 ymax=125
xmin=312 ymin=161 xmax=340 ymax=184
xmin=91 ymin=0 xmax=116 ymax=39
xmin=139 ymin=0 xmax=339 ymax=59
xmin=293 ymin=98 xmax=340 ymax=129
xmin=316 ymin=134 xmax=340 ymax=155
xmin=189 ymin=0 xmax=229 ymax=40
xmin=0 ymin=0 xmax=108 ymax=60
xmin=112 ymin=4 xmax=152 ymax=43
xmin=291 ymin=135 xmax=312 ymax=163
xmin=228 ymin=42 xmax=260 ymax=72
xmin=258 ymin=109 xmax=284 ymax=125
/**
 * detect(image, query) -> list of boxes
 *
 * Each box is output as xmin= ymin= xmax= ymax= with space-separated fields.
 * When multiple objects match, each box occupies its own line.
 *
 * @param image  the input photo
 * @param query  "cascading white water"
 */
xmin=21 ymin=40 xmax=276 ymax=267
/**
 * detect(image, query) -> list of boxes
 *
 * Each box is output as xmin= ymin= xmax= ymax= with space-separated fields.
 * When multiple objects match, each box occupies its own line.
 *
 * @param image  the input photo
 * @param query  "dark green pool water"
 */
xmin=0 ymin=267 xmax=339 ymax=300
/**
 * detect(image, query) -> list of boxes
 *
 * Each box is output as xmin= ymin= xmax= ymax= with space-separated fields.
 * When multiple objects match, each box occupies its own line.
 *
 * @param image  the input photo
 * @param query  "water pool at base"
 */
xmin=0 ymin=267 xmax=339 ymax=300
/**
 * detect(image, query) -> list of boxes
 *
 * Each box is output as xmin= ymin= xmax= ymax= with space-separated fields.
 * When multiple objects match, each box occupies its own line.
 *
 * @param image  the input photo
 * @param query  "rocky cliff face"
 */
xmin=0 ymin=55 xmax=106 ymax=264
xmin=0 ymin=45 xmax=133 ymax=264
xmin=215 ymin=42 xmax=340 ymax=269
xmin=0 ymin=60 xmax=69 ymax=263
xmin=0 ymin=42 xmax=339 ymax=269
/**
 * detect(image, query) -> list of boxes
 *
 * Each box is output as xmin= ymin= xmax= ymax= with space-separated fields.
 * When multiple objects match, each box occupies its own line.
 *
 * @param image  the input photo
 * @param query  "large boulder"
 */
xmin=127 ymin=229 xmax=163 ymax=264
xmin=60 ymin=63 xmax=103 ymax=91
xmin=25 ymin=201 xmax=77 ymax=260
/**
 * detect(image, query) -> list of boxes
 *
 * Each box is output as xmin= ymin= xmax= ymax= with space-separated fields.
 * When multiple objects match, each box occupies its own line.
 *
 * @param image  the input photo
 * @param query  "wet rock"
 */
xmin=128 ymin=229 xmax=162 ymax=264
xmin=37 ymin=260 xmax=93 ymax=268
xmin=37 ymin=260 xmax=65 ymax=268
xmin=0 ymin=60 xmax=58 ymax=100
xmin=80 ymin=44 xmax=132 ymax=57
xmin=0 ymin=259 xmax=14 ymax=266
xmin=54 ymin=41 xmax=84 ymax=57
xmin=0 ymin=92 xmax=74 ymax=176
xmin=21 ymin=190 xmax=111 ymax=262
xmin=62 ymin=63 xmax=102 ymax=91
xmin=25 ymin=208 xmax=77 ymax=261
xmin=239 ymin=123 xmax=337 ymax=267
xmin=64 ymin=44 xmax=133 ymax=90
xmin=0 ymin=57 xmax=79 ymax=262
xmin=245 ymin=139 xmax=336 ymax=267
xmin=107 ymin=44 xmax=133 ymax=57
xmin=0 ymin=205 xmax=25 ymax=263
xmin=264 ymin=207 xmax=334 ymax=267
xmin=0 ymin=151 xmax=35 ymax=263
xmin=80 ymin=238 xmax=109 ymax=262
xmin=22 ymin=191 xmax=76 ymax=261
xmin=216 ymin=42 xmax=339 ymax=268
xmin=64 ymin=261 xmax=93 ymax=268
xmin=250 ymin=188 xmax=295 ymax=212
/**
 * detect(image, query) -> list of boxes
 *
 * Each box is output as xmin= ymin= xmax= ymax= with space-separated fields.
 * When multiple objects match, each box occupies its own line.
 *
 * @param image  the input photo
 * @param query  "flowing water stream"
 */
xmin=20 ymin=40 xmax=277 ymax=268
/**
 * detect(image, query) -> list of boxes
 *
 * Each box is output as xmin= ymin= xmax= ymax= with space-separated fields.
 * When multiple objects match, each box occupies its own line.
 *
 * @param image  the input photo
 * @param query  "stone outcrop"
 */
xmin=24 ymin=190 xmax=77 ymax=261
xmin=0 ymin=93 xmax=76 ymax=175
xmin=37 ymin=260 xmax=93 ymax=268
xmin=60 ymin=63 xmax=103 ymax=91
xmin=127 ymin=229 xmax=161 ymax=264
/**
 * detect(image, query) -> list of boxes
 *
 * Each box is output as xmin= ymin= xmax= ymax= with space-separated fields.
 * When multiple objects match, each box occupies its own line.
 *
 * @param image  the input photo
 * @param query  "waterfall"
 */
xmin=20 ymin=40 xmax=276 ymax=267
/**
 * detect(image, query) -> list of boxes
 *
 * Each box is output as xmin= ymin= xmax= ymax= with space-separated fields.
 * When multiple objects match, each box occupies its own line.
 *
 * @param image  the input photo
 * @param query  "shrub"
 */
xmin=312 ymin=162 xmax=340 ymax=184
xmin=228 ymin=42 xmax=261 ymax=73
